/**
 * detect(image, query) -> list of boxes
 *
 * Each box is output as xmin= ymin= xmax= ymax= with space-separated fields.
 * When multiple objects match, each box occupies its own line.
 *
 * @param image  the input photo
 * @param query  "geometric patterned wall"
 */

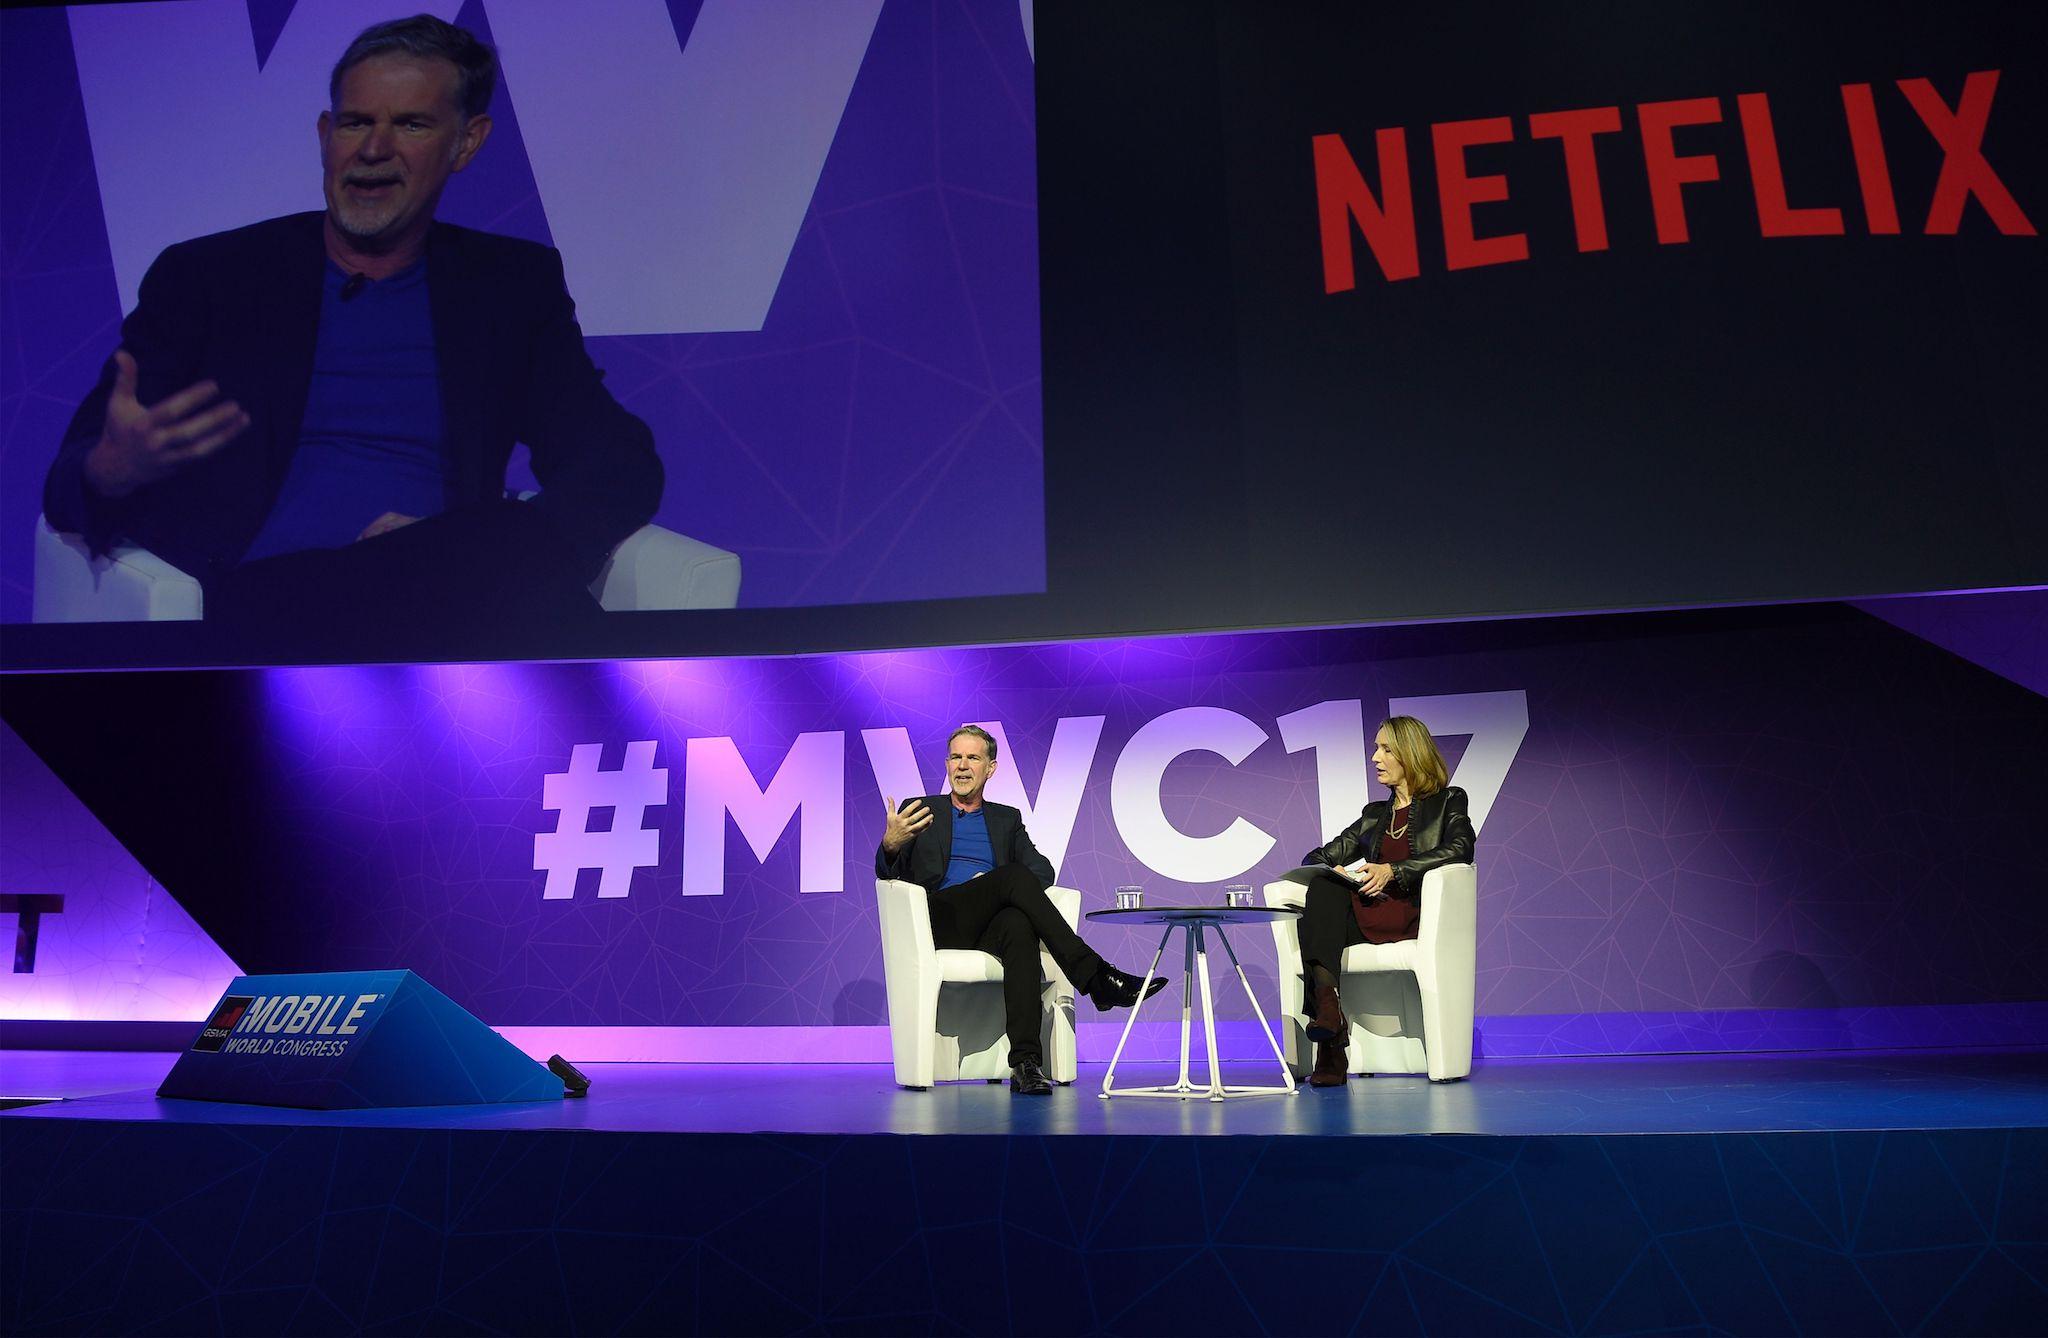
xmin=1856 ymin=589 xmax=2048 ymax=698
xmin=6 ymin=597 xmax=2044 ymax=1036
xmin=0 ymin=720 xmax=238 ymax=1020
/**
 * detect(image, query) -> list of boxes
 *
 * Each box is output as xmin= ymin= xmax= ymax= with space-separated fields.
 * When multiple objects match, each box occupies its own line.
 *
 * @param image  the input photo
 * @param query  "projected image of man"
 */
xmin=42 ymin=16 xmax=661 ymax=643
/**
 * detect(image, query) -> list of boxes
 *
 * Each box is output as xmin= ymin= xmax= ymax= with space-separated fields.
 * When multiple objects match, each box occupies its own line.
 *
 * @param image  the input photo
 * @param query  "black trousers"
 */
xmin=208 ymin=500 xmax=605 ymax=656
xmin=1298 ymin=871 xmax=1371 ymax=989
xmin=926 ymin=864 xmax=1104 ymax=1066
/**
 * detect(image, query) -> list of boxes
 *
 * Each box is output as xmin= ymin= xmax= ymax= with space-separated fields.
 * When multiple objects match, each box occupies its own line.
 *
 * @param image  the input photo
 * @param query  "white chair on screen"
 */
xmin=875 ymin=878 xmax=1080 ymax=1089
xmin=31 ymin=516 xmax=203 ymax=622
xmin=31 ymin=511 xmax=741 ymax=621
xmin=1263 ymin=863 xmax=1478 ymax=1082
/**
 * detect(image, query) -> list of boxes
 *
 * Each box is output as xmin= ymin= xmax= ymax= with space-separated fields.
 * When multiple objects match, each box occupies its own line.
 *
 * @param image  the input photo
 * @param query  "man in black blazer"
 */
xmin=43 ymin=16 xmax=660 ymax=647
xmin=877 ymin=726 xmax=1166 ymax=1094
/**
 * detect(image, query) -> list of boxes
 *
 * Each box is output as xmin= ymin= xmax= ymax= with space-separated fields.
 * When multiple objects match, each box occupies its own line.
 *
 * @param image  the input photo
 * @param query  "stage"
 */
xmin=5 ymin=1048 xmax=2045 ymax=1335
xmin=6 ymin=1047 xmax=2048 ymax=1137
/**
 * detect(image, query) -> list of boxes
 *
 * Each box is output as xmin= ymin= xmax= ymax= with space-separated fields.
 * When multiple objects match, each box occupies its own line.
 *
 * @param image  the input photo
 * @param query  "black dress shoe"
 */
xmin=1086 ymin=964 xmax=1171 ymax=1012
xmin=1009 ymin=1058 xmax=1054 ymax=1095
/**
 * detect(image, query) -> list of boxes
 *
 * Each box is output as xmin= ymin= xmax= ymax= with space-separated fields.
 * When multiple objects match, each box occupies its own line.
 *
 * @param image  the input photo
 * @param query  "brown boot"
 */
xmin=1310 ymin=1038 xmax=1349 ymax=1087
xmin=1305 ymin=983 xmax=1347 ymax=1043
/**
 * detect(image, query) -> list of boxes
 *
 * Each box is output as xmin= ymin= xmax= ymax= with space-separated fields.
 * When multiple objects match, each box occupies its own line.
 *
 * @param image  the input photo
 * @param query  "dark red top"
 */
xmin=1353 ymin=803 xmax=1421 ymax=943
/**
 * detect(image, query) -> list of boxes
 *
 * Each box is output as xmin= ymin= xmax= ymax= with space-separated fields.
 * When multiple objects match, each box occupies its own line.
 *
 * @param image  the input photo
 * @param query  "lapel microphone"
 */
xmin=338 ymin=272 xmax=369 ymax=302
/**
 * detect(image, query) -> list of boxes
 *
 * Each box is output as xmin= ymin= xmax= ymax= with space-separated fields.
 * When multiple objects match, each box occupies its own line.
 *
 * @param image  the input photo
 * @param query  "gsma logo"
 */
xmin=192 ymin=996 xmax=255 ymax=1051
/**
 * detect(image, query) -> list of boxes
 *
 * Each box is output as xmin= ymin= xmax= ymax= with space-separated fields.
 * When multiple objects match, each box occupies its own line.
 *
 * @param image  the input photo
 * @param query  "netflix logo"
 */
xmin=1314 ymin=69 xmax=2037 ymax=292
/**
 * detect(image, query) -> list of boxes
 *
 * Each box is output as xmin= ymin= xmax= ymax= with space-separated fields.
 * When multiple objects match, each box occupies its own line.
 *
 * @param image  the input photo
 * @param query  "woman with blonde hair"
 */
xmin=1296 ymin=715 xmax=1475 ymax=1087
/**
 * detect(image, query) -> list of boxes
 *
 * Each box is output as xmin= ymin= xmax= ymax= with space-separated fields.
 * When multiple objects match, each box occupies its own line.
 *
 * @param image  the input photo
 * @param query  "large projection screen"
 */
xmin=1033 ymin=0 xmax=2047 ymax=638
xmin=2 ymin=0 xmax=2041 ymax=670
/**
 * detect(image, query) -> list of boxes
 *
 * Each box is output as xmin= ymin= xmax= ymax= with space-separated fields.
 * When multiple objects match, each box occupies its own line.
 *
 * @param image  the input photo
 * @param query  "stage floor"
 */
xmin=5 ymin=1045 xmax=2046 ymax=1138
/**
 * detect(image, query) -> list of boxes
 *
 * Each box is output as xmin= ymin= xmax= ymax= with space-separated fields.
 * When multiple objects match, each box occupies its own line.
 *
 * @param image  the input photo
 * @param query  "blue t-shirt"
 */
xmin=240 ymin=260 xmax=445 ymax=562
xmin=940 ymin=807 xmax=995 ymax=889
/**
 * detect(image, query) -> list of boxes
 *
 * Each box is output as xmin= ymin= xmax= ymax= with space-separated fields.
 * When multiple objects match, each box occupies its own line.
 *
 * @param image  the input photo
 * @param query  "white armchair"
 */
xmin=1264 ymin=863 xmax=1477 ymax=1082
xmin=31 ymin=511 xmax=741 ymax=621
xmin=875 ymin=878 xmax=1080 ymax=1089
xmin=32 ymin=516 xmax=203 ymax=622
xmin=584 ymin=521 xmax=741 ymax=611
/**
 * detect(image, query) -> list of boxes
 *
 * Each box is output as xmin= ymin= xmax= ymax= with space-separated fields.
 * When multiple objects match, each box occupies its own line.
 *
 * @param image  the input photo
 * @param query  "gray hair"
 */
xmin=947 ymin=725 xmax=998 ymax=762
xmin=331 ymin=15 xmax=497 ymax=120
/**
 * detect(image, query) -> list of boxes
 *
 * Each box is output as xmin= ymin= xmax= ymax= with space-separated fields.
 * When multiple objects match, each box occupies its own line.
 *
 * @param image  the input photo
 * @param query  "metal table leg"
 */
xmin=1174 ymin=922 xmax=1196 ymax=1091
xmin=1191 ymin=924 xmax=1223 ymax=1099
xmin=1099 ymin=922 xmax=1176 ymax=1098
xmin=1211 ymin=922 xmax=1298 ymax=1096
xmin=1101 ymin=917 xmax=1298 ymax=1100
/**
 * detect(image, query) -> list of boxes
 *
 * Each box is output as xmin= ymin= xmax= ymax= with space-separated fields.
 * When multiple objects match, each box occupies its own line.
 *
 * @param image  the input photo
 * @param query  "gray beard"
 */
xmin=329 ymin=200 xmax=404 ymax=250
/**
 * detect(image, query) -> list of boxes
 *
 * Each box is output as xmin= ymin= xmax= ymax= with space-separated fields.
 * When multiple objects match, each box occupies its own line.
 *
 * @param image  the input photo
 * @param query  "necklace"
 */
xmin=1386 ymin=798 xmax=1411 ymax=840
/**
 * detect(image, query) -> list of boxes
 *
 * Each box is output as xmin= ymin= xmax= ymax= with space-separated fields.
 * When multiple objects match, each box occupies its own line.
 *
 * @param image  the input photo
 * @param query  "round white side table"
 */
xmin=1084 ymin=905 xmax=1301 ymax=1101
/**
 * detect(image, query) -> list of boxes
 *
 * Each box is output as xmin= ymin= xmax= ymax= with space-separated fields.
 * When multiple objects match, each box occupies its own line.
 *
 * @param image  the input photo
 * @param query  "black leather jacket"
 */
xmin=1302 ymin=786 xmax=1476 ymax=898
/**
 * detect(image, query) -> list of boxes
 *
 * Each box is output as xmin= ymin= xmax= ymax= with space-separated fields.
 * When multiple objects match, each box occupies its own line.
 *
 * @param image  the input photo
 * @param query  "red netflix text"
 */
xmin=1314 ymin=70 xmax=2037 ymax=294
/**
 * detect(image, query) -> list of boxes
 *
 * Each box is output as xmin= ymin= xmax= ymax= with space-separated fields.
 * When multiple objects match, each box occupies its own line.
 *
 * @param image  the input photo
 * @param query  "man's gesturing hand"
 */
xmin=83 ymin=350 xmax=251 ymax=499
xmin=881 ymin=796 xmax=932 ymax=854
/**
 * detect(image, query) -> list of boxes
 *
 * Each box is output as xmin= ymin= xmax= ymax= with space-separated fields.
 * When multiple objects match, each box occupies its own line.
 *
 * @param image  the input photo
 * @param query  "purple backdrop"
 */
xmin=5 ymin=594 xmax=2045 ymax=1054
xmin=0 ymin=723 xmax=239 ymax=1021
xmin=0 ymin=0 xmax=1044 ymax=621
